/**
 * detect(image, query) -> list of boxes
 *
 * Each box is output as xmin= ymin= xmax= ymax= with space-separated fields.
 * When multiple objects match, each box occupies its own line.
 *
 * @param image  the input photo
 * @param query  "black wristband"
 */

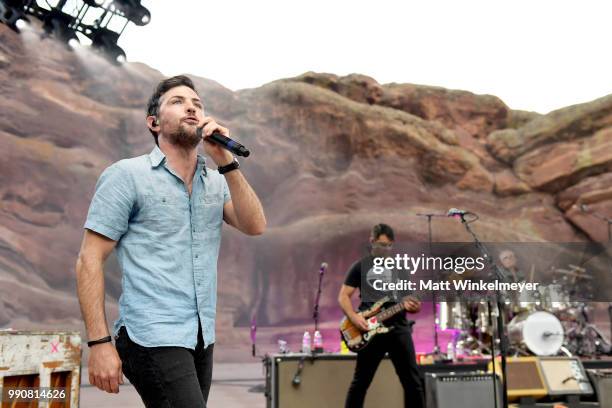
xmin=87 ymin=336 xmax=112 ymax=347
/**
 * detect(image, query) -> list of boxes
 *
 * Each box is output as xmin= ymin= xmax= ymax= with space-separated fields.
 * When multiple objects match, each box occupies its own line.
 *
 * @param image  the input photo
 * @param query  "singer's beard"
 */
xmin=166 ymin=123 xmax=200 ymax=149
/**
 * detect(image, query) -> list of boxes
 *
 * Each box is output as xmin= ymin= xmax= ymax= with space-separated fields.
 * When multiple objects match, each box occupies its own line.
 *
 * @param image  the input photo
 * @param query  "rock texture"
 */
xmin=0 ymin=24 xmax=610 ymax=349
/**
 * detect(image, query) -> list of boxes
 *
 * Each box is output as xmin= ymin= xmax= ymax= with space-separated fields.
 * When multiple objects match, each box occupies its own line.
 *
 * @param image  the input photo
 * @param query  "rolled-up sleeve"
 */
xmin=84 ymin=163 xmax=134 ymax=241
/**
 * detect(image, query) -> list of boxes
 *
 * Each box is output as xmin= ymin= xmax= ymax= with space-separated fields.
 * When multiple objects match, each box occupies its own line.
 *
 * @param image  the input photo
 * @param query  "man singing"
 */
xmin=338 ymin=223 xmax=424 ymax=408
xmin=76 ymin=75 xmax=266 ymax=407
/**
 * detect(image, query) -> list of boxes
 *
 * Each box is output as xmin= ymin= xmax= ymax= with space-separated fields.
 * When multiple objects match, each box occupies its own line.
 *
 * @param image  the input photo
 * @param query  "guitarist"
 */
xmin=338 ymin=223 xmax=424 ymax=408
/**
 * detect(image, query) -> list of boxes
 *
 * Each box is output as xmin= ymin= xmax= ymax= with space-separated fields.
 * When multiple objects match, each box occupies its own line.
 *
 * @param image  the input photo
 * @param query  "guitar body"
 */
xmin=340 ymin=297 xmax=393 ymax=352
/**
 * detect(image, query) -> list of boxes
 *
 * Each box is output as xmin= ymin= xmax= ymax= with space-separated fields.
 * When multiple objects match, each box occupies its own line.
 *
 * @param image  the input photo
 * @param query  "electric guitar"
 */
xmin=340 ymin=296 xmax=417 ymax=352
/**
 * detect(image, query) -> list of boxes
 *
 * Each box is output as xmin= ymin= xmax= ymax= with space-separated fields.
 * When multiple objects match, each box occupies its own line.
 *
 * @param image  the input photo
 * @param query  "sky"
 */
xmin=117 ymin=0 xmax=612 ymax=114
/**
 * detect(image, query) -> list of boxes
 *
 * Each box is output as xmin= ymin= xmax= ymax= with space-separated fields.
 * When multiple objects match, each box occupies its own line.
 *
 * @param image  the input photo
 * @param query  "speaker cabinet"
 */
xmin=265 ymin=354 xmax=403 ymax=408
xmin=489 ymin=356 xmax=548 ymax=401
xmin=425 ymin=372 xmax=502 ymax=408
xmin=587 ymin=369 xmax=612 ymax=407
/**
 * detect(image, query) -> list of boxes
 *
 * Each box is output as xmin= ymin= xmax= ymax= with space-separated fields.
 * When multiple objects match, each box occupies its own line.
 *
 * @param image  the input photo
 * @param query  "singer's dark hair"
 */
xmin=371 ymin=223 xmax=395 ymax=241
xmin=146 ymin=75 xmax=198 ymax=145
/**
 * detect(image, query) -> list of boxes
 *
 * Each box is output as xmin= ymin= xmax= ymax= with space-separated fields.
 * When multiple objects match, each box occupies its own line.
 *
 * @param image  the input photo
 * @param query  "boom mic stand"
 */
xmin=417 ymin=212 xmax=447 ymax=361
xmin=581 ymin=207 xmax=612 ymax=243
xmin=454 ymin=211 xmax=509 ymax=408
xmin=292 ymin=263 xmax=329 ymax=388
xmin=251 ymin=314 xmax=269 ymax=394
xmin=251 ymin=315 xmax=257 ymax=358
xmin=579 ymin=204 xmax=612 ymax=346
xmin=313 ymin=263 xmax=328 ymax=334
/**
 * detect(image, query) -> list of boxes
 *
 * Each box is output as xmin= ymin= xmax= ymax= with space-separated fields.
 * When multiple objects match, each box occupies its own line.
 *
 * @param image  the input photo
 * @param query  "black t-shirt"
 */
xmin=503 ymin=267 xmax=526 ymax=283
xmin=344 ymin=255 xmax=407 ymax=325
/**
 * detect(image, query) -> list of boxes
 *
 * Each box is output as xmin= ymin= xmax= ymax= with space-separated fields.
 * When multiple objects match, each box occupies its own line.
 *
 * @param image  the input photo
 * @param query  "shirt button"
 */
xmin=193 ymin=228 xmax=196 ymax=232
xmin=195 ymin=254 xmax=199 ymax=259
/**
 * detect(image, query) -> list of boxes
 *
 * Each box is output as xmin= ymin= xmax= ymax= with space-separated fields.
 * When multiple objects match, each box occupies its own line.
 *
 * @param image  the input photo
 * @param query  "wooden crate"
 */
xmin=0 ymin=330 xmax=81 ymax=408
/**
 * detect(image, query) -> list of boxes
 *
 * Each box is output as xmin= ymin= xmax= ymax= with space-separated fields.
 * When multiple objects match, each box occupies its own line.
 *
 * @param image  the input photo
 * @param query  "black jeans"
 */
xmin=115 ymin=323 xmax=214 ymax=408
xmin=345 ymin=321 xmax=424 ymax=408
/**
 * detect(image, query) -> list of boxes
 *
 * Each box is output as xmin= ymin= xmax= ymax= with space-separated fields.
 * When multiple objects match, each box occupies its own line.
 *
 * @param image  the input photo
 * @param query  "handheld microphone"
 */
xmin=319 ymin=262 xmax=328 ymax=275
xmin=197 ymin=127 xmax=250 ymax=157
xmin=447 ymin=208 xmax=468 ymax=218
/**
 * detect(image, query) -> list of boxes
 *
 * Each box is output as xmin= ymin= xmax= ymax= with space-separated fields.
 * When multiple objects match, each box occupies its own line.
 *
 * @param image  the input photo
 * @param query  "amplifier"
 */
xmin=425 ymin=372 xmax=502 ymax=408
xmin=538 ymin=357 xmax=593 ymax=396
xmin=265 ymin=353 xmax=403 ymax=408
xmin=488 ymin=356 xmax=548 ymax=401
xmin=587 ymin=369 xmax=612 ymax=407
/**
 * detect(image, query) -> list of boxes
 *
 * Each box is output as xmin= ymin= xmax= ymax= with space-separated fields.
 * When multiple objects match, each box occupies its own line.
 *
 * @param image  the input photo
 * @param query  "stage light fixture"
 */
xmin=112 ymin=0 xmax=150 ymax=26
xmin=0 ymin=0 xmax=148 ymax=61
xmin=68 ymin=37 xmax=79 ymax=48
xmin=82 ymin=0 xmax=105 ymax=7
xmin=0 ymin=0 xmax=29 ymax=32
xmin=15 ymin=17 xmax=26 ymax=29
xmin=90 ymin=25 xmax=126 ymax=64
xmin=42 ymin=8 xmax=79 ymax=46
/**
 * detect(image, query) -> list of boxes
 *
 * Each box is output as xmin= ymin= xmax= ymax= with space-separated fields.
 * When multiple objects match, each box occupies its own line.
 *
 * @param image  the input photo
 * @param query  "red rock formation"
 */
xmin=0 ymin=24 xmax=610 ymax=349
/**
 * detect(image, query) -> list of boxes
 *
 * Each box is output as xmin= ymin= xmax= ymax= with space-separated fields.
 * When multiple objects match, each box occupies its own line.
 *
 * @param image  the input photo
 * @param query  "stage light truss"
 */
xmin=0 ymin=0 xmax=150 ymax=63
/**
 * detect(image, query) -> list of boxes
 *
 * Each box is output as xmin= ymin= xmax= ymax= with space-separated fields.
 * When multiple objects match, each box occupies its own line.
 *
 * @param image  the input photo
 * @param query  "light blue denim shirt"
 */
xmin=84 ymin=145 xmax=230 ymax=349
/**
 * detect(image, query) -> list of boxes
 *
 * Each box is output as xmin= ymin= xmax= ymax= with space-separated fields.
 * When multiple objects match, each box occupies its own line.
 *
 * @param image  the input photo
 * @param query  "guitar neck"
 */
xmin=376 ymin=302 xmax=405 ymax=322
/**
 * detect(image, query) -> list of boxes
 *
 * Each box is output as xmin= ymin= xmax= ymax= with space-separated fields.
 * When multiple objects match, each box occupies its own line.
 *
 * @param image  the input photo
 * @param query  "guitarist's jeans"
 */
xmin=345 ymin=321 xmax=424 ymax=408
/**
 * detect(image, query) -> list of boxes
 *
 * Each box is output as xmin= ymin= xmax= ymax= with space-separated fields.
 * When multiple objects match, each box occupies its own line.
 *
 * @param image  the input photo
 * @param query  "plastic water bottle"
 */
xmin=446 ymin=341 xmax=455 ymax=361
xmin=313 ymin=330 xmax=324 ymax=353
xmin=301 ymin=331 xmax=311 ymax=354
xmin=455 ymin=341 xmax=464 ymax=360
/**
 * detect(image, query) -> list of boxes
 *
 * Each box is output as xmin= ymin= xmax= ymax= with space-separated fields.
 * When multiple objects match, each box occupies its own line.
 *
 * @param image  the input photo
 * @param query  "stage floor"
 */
xmin=80 ymin=359 xmax=612 ymax=407
xmin=80 ymin=363 xmax=265 ymax=407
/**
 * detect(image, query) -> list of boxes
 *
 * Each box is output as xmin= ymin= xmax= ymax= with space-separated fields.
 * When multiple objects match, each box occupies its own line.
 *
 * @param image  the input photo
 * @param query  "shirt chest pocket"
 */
xmin=143 ymin=195 xmax=186 ymax=231
xmin=195 ymin=194 xmax=224 ymax=233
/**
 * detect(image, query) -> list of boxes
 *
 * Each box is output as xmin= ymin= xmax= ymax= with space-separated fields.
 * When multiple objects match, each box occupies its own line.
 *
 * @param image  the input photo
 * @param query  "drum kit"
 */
xmin=437 ymin=265 xmax=611 ymax=358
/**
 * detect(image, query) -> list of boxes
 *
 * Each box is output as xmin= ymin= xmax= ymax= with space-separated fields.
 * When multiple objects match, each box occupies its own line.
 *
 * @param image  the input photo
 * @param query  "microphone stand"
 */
xmin=251 ymin=314 xmax=271 ymax=394
xmin=293 ymin=264 xmax=328 ymax=389
xmin=416 ymin=212 xmax=446 ymax=361
xmin=580 ymin=206 xmax=612 ymax=345
xmin=313 ymin=263 xmax=327 ymax=334
xmin=456 ymin=212 xmax=508 ymax=408
xmin=584 ymin=207 xmax=612 ymax=242
xmin=250 ymin=314 xmax=258 ymax=358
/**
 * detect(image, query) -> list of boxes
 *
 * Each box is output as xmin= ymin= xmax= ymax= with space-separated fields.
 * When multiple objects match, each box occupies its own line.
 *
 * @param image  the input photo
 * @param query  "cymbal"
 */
xmin=553 ymin=268 xmax=593 ymax=279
